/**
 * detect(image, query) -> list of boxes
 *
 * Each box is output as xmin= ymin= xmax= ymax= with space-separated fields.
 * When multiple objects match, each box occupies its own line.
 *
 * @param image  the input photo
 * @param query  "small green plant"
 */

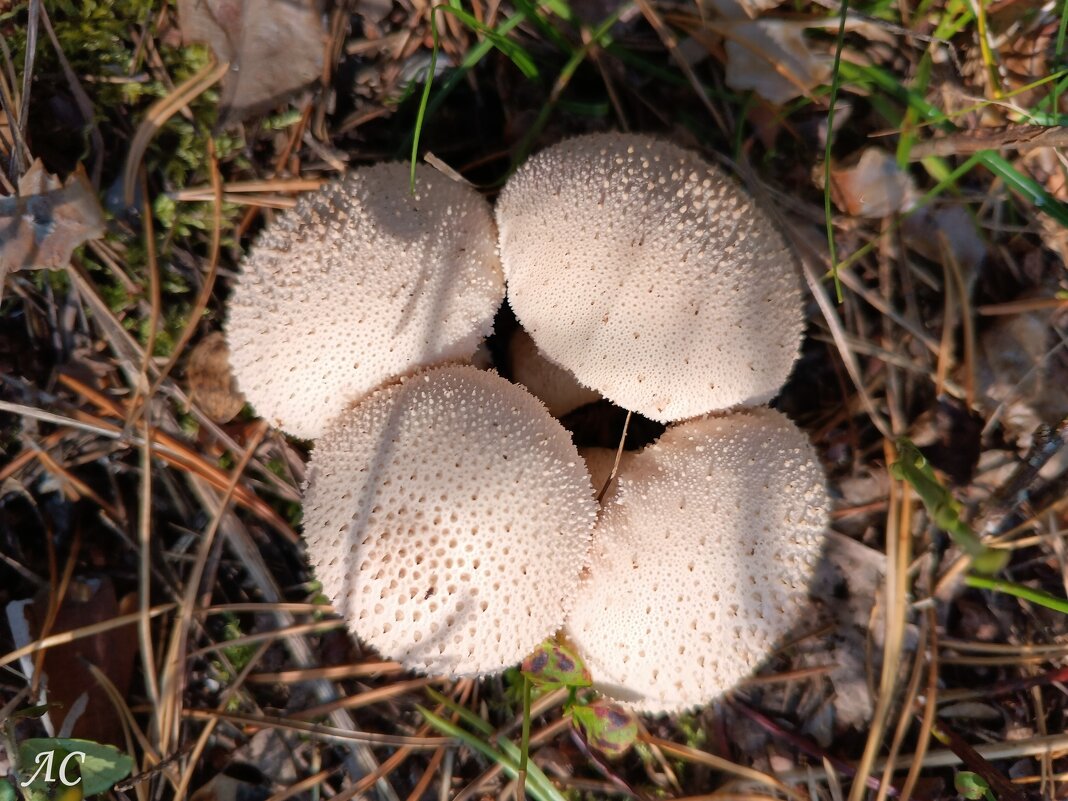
xmin=955 ymin=771 xmax=996 ymax=801
xmin=890 ymin=438 xmax=1008 ymax=574
xmin=2 ymin=709 xmax=132 ymax=801
xmin=16 ymin=739 xmax=132 ymax=801
xmin=418 ymin=640 xmax=637 ymax=801
xmin=520 ymin=641 xmax=636 ymax=759
xmin=218 ymin=613 xmax=259 ymax=673
xmin=892 ymin=438 xmax=1068 ymax=615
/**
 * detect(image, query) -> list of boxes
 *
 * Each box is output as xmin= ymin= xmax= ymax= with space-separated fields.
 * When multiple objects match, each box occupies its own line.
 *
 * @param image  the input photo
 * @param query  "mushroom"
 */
xmin=495 ymin=132 xmax=804 ymax=422
xmin=509 ymin=328 xmax=600 ymax=417
xmin=302 ymin=364 xmax=598 ymax=677
xmin=226 ymin=162 xmax=504 ymax=439
xmin=565 ymin=408 xmax=829 ymax=713
xmin=579 ymin=446 xmax=632 ymax=506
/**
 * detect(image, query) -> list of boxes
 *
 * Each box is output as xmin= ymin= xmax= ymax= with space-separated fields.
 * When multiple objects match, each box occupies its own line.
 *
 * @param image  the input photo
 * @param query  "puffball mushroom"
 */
xmin=509 ymin=328 xmax=600 ymax=417
xmin=302 ymin=364 xmax=598 ymax=678
xmin=226 ymin=162 xmax=504 ymax=439
xmin=566 ymin=408 xmax=829 ymax=713
xmin=579 ymin=446 xmax=632 ymax=506
xmin=496 ymin=132 xmax=805 ymax=422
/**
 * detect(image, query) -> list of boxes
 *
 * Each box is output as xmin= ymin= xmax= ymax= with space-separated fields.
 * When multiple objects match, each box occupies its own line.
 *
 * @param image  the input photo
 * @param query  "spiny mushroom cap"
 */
xmin=579 ymin=446 xmax=632 ymax=506
xmin=226 ymin=162 xmax=504 ymax=439
xmin=510 ymin=328 xmax=600 ymax=417
xmin=566 ymin=408 xmax=829 ymax=713
xmin=496 ymin=132 xmax=804 ymax=423
xmin=303 ymin=364 xmax=597 ymax=678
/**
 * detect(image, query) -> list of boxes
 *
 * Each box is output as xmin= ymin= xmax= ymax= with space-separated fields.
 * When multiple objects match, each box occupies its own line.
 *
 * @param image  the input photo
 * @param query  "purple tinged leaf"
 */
xmin=521 ymin=640 xmax=592 ymax=688
xmin=571 ymin=700 xmax=638 ymax=759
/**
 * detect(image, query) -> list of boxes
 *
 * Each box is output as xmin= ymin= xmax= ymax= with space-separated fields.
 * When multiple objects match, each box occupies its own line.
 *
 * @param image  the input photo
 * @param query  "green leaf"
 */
xmin=570 ymin=700 xmax=638 ymax=758
xmin=9 ymin=704 xmax=60 ymax=721
xmin=954 ymin=771 xmax=994 ymax=801
xmin=0 ymin=779 xmax=16 ymax=801
xmin=521 ymin=641 xmax=592 ymax=690
xmin=18 ymin=739 xmax=133 ymax=797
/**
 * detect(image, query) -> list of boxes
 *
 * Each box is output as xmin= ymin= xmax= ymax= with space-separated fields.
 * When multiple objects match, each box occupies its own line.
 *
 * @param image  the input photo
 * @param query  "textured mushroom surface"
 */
xmin=579 ymin=446 xmax=632 ymax=506
xmin=510 ymin=328 xmax=600 ymax=417
xmin=496 ymin=132 xmax=804 ymax=422
xmin=226 ymin=162 xmax=503 ymax=439
xmin=303 ymin=365 xmax=597 ymax=677
xmin=566 ymin=408 xmax=829 ymax=713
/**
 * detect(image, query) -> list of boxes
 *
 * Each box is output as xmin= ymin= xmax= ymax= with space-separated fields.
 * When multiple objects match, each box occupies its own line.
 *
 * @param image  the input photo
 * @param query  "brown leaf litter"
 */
xmin=186 ymin=331 xmax=247 ymax=424
xmin=177 ymin=0 xmax=325 ymax=126
xmin=0 ymin=159 xmax=105 ymax=296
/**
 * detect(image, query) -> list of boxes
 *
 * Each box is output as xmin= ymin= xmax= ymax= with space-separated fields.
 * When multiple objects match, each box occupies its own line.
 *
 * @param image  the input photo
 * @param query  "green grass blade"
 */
xmin=418 ymin=705 xmax=513 ymax=764
xmin=495 ymin=737 xmax=569 ymax=801
xmin=409 ymin=5 xmax=533 ymax=179
xmin=417 ymin=706 xmax=566 ymax=801
xmin=511 ymin=0 xmax=575 ymax=54
xmin=823 ymin=0 xmax=850 ymax=303
xmin=978 ymin=151 xmax=1068 ymax=229
xmin=890 ymin=438 xmax=1008 ymax=574
xmin=508 ymin=6 xmax=624 ymax=173
xmin=835 ymin=62 xmax=1068 ymax=231
xmin=518 ymin=675 xmax=532 ymax=799
xmin=964 ymin=576 xmax=1068 ymax=615
xmin=423 ymin=687 xmax=494 ymax=735
xmin=441 ymin=6 xmax=538 ymax=78
xmin=419 ymin=11 xmax=527 ymax=130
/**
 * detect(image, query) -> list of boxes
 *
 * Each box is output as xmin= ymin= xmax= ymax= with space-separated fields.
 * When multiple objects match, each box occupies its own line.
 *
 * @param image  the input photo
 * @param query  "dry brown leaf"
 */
xmin=24 ymin=577 xmax=137 ymax=747
xmin=187 ymin=331 xmax=247 ymax=423
xmin=976 ymin=306 xmax=1068 ymax=445
xmin=0 ymin=160 xmax=105 ymax=301
xmin=721 ymin=17 xmax=831 ymax=104
xmin=0 ymin=159 xmax=105 ymax=290
xmin=828 ymin=147 xmax=917 ymax=218
xmin=700 ymin=7 xmax=891 ymax=104
xmin=902 ymin=204 xmax=987 ymax=273
xmin=177 ymin=0 xmax=325 ymax=125
xmin=707 ymin=0 xmax=788 ymax=20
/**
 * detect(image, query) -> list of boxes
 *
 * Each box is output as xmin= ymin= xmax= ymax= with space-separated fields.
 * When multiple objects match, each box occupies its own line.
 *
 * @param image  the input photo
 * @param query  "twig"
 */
xmin=122 ymin=58 xmax=229 ymax=208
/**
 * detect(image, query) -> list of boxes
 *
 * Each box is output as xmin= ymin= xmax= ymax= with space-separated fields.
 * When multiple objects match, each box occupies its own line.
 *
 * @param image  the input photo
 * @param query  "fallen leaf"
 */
xmin=829 ymin=148 xmax=917 ymax=218
xmin=721 ymin=18 xmax=831 ymax=104
xmin=0 ymin=159 xmax=105 ymax=292
xmin=902 ymin=204 xmax=987 ymax=273
xmin=177 ymin=0 xmax=324 ymax=125
xmin=187 ymin=331 xmax=246 ymax=423
xmin=708 ymin=0 xmax=788 ymax=20
xmin=698 ymin=11 xmax=892 ymax=104
xmin=23 ymin=577 xmax=137 ymax=747
xmin=975 ymin=305 xmax=1068 ymax=445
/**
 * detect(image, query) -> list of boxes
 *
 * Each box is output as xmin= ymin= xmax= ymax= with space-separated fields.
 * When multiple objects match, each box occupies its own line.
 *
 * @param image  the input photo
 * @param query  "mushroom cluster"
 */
xmin=222 ymin=132 xmax=829 ymax=710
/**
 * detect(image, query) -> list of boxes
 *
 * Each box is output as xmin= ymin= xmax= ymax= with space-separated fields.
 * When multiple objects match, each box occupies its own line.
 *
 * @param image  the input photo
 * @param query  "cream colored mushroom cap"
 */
xmin=303 ymin=364 xmax=597 ymax=678
xmin=496 ymin=132 xmax=804 ymax=422
xmin=565 ymin=408 xmax=828 ymax=713
xmin=579 ymin=446 xmax=632 ymax=506
xmin=226 ymin=162 xmax=504 ymax=439
xmin=510 ymin=328 xmax=600 ymax=417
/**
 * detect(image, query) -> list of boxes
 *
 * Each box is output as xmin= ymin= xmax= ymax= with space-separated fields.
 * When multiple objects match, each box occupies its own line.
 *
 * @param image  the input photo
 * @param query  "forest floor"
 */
xmin=2 ymin=0 xmax=1068 ymax=799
